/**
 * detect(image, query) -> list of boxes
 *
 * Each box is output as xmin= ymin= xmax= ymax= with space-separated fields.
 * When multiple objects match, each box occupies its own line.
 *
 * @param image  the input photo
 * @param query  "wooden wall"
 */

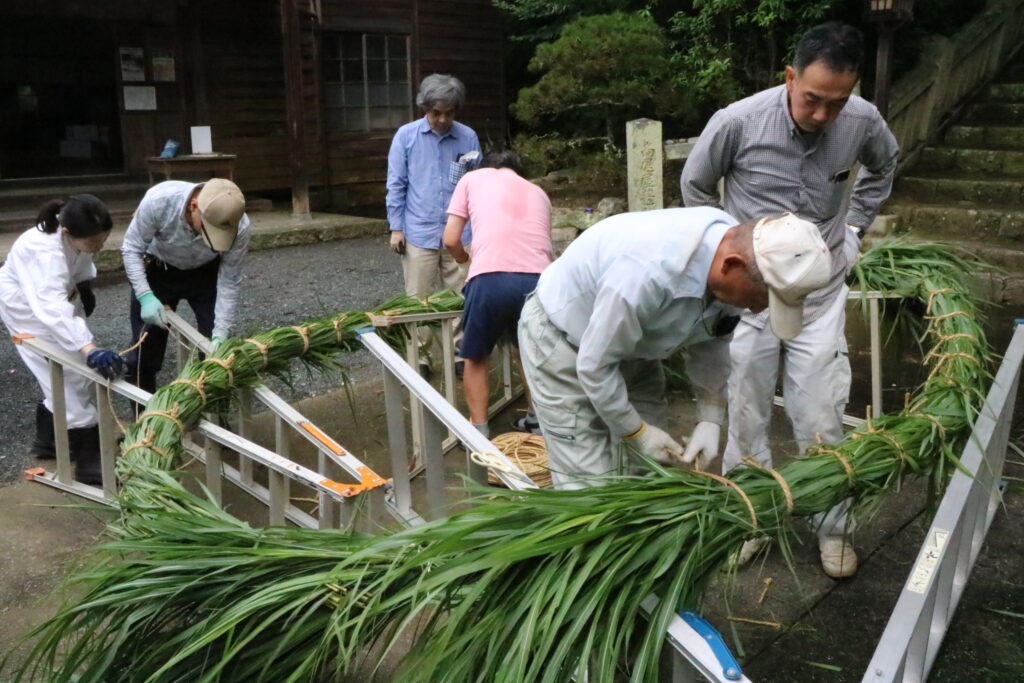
xmin=321 ymin=0 xmax=506 ymax=211
xmin=193 ymin=1 xmax=323 ymax=193
xmin=1 ymin=0 xmax=506 ymax=209
xmin=417 ymin=0 xmax=506 ymax=147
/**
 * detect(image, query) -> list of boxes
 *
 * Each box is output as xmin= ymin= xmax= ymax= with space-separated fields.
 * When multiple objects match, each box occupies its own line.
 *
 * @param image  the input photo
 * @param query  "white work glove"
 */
xmin=624 ymin=422 xmax=685 ymax=465
xmin=389 ymin=230 xmax=406 ymax=255
xmin=682 ymin=421 xmax=720 ymax=471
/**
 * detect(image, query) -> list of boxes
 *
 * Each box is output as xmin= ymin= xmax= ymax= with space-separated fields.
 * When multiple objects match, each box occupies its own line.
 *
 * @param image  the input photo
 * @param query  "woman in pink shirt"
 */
xmin=443 ymin=151 xmax=552 ymax=438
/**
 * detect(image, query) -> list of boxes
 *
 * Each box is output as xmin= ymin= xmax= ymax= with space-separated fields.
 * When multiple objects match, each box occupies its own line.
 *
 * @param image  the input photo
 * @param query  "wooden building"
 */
xmin=0 ymin=0 xmax=506 ymax=212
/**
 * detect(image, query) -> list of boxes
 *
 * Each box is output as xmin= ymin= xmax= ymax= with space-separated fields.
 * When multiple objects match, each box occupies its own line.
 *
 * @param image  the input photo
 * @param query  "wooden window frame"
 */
xmin=323 ymin=31 xmax=411 ymax=133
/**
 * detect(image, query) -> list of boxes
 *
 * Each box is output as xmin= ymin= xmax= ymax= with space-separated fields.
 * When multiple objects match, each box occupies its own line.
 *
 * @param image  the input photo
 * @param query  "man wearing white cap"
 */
xmin=518 ymin=208 xmax=830 ymax=490
xmin=121 ymin=178 xmax=250 ymax=392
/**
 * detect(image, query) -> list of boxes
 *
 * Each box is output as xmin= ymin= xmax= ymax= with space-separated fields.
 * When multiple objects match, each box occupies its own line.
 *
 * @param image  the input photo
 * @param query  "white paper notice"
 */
xmin=907 ymin=529 xmax=949 ymax=594
xmin=123 ymin=86 xmax=157 ymax=111
xmin=191 ymin=126 xmax=213 ymax=154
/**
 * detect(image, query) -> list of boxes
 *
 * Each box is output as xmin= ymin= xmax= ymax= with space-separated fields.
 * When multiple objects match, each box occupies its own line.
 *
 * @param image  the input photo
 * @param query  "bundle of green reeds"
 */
xmin=7 ymin=242 xmax=994 ymax=683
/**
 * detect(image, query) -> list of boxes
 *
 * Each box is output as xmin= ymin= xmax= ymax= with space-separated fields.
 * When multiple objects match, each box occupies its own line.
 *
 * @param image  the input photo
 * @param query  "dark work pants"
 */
xmin=125 ymin=257 xmax=219 ymax=393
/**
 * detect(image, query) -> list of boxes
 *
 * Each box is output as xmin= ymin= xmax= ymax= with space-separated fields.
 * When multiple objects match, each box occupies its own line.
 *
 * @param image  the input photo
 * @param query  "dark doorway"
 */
xmin=0 ymin=16 xmax=123 ymax=179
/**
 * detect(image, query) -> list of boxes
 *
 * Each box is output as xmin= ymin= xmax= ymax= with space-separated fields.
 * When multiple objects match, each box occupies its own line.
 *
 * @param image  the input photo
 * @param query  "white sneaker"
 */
xmin=819 ymin=537 xmax=858 ymax=578
xmin=727 ymin=535 xmax=770 ymax=569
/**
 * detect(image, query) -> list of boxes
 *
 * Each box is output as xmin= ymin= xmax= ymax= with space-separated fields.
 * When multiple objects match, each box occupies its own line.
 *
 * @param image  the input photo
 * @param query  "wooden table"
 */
xmin=146 ymin=154 xmax=237 ymax=185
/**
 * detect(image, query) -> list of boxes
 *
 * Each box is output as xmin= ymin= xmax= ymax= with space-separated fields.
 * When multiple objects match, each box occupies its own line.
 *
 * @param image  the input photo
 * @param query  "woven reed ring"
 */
xmin=487 ymin=432 xmax=552 ymax=488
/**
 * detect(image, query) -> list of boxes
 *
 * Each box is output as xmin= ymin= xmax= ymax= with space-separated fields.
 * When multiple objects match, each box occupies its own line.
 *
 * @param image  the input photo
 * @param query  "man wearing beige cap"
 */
xmin=517 ymin=208 xmax=830 ymax=491
xmin=121 ymin=178 xmax=250 ymax=392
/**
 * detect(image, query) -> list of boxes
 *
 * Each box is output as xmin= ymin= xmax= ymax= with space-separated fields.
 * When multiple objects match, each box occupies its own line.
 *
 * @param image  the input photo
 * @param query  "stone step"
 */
xmin=986 ymin=83 xmax=1024 ymax=103
xmin=894 ymin=174 xmax=1024 ymax=205
xmin=962 ymin=102 xmax=1024 ymax=125
xmin=0 ymin=180 xmax=149 ymax=213
xmin=0 ymin=198 xmax=139 ymax=234
xmin=918 ymin=146 xmax=1024 ymax=177
xmin=944 ymin=125 xmax=1024 ymax=150
xmin=885 ymin=201 xmax=1024 ymax=242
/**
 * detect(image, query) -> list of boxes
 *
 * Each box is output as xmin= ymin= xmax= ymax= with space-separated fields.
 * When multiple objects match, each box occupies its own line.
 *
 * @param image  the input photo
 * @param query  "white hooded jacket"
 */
xmin=0 ymin=226 xmax=95 ymax=351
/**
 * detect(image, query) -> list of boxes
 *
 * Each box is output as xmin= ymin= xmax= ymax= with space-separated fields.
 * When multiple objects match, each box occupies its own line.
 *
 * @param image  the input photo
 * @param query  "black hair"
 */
xmin=480 ymin=150 xmax=526 ymax=177
xmin=35 ymin=194 xmax=112 ymax=237
xmin=793 ymin=21 xmax=864 ymax=75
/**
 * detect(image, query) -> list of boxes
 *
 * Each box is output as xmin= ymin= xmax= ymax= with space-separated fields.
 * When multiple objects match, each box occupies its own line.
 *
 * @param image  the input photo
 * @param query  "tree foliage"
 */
xmin=669 ymin=0 xmax=835 ymax=107
xmin=512 ymin=12 xmax=690 ymax=141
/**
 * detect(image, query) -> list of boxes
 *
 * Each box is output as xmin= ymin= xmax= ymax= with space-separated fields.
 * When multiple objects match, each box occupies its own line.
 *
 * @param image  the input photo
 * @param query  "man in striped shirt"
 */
xmin=681 ymin=21 xmax=900 ymax=578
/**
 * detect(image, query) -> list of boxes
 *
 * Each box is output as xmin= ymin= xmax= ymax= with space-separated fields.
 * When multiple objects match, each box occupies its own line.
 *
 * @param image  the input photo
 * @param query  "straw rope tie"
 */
xmin=122 ymin=434 xmax=171 ymax=460
xmin=925 ymin=310 xmax=970 ymax=323
xmin=244 ymin=338 xmax=270 ymax=366
xmin=874 ymin=429 xmax=909 ymax=463
xmin=470 ymin=450 xmax=518 ymax=475
xmin=103 ymin=381 xmax=128 ymax=434
xmin=924 ymin=342 xmax=979 ymax=365
xmin=908 ymin=411 xmax=947 ymax=437
xmin=935 ymin=332 xmax=978 ymax=344
xmin=925 ymin=288 xmax=954 ymax=314
xmin=816 ymin=447 xmax=855 ymax=483
xmin=691 ymin=469 xmax=758 ymax=531
xmin=102 ymin=331 xmax=155 ymax=433
xmin=169 ymin=372 xmax=208 ymax=405
xmin=291 ymin=325 xmax=311 ymax=354
xmin=741 ymin=457 xmax=794 ymax=513
xmin=139 ymin=404 xmax=186 ymax=434
xmin=333 ymin=318 xmax=345 ymax=343
xmin=489 ymin=432 xmax=552 ymax=488
xmin=118 ymin=330 xmax=149 ymax=356
xmin=205 ymin=355 xmax=235 ymax=385
xmin=927 ymin=351 xmax=979 ymax=366
xmin=926 ymin=352 xmax=980 ymax=380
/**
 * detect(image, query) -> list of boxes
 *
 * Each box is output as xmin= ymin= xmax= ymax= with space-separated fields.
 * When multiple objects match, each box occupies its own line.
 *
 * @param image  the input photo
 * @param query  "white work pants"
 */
xmin=518 ymin=296 xmax=666 ymax=490
xmin=401 ymin=243 xmax=467 ymax=354
xmin=16 ymin=343 xmax=97 ymax=428
xmin=723 ymin=285 xmax=852 ymax=539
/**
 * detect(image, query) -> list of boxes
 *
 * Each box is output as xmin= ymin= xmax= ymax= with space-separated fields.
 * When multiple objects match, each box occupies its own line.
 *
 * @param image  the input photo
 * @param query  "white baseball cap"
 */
xmin=752 ymin=214 xmax=831 ymax=340
xmin=196 ymin=179 xmax=245 ymax=252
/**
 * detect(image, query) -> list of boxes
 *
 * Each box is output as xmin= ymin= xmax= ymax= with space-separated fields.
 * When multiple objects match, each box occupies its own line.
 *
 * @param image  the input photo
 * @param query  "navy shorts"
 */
xmin=460 ymin=272 xmax=541 ymax=359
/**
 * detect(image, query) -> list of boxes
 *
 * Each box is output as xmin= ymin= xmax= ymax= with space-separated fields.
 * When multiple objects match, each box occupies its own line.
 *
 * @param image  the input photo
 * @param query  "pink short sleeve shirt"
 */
xmin=447 ymin=168 xmax=553 ymax=281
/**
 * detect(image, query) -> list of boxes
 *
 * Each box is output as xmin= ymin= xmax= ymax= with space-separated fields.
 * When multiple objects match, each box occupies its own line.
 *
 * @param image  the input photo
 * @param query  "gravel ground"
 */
xmin=0 ymin=235 xmax=403 ymax=484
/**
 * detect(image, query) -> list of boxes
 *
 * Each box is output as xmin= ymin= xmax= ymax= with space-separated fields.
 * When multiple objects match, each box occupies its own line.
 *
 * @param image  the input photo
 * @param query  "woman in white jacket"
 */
xmin=0 ymin=195 xmax=125 ymax=485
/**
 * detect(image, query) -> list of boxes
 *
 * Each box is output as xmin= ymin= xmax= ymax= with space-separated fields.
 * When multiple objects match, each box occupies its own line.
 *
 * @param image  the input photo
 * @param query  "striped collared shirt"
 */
xmin=121 ymin=181 xmax=250 ymax=339
xmin=681 ymin=84 xmax=899 ymax=321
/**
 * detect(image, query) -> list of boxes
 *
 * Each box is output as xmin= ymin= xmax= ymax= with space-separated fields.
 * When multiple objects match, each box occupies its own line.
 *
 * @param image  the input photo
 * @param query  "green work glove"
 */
xmin=138 ymin=291 xmax=167 ymax=328
xmin=211 ymin=336 xmax=226 ymax=353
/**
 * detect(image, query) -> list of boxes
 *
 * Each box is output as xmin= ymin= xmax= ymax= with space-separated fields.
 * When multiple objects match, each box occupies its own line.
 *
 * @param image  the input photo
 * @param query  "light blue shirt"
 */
xmin=386 ymin=116 xmax=480 ymax=249
xmin=535 ymin=207 xmax=740 ymax=435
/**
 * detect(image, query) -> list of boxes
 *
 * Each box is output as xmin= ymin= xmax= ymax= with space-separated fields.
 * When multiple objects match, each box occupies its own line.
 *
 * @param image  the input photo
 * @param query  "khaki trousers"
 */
xmin=401 ymin=243 xmax=467 ymax=356
xmin=518 ymin=296 xmax=666 ymax=490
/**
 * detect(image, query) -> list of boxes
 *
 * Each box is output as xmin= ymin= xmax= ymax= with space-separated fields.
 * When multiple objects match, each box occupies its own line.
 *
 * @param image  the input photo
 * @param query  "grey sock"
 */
xmin=473 ymin=422 xmax=490 ymax=438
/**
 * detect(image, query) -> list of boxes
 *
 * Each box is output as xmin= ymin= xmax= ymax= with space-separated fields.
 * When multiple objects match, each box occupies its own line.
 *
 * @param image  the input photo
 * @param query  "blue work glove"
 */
xmin=138 ymin=291 xmax=167 ymax=328
xmin=86 ymin=348 xmax=126 ymax=381
xmin=211 ymin=336 xmax=226 ymax=353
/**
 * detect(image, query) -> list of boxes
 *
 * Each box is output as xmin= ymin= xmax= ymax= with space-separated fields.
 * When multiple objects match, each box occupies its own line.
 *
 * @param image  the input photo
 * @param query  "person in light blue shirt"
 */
xmin=518 ymin=209 xmax=832 ymax=491
xmin=386 ymin=74 xmax=480 ymax=370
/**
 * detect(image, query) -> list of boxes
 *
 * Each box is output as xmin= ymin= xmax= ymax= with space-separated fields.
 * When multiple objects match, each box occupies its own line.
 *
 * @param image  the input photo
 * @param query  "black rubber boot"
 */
xmin=30 ymin=401 xmax=57 ymax=459
xmin=69 ymin=425 xmax=103 ymax=486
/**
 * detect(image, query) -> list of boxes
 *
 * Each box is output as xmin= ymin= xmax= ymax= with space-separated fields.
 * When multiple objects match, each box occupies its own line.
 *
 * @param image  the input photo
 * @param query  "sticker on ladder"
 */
xmin=907 ymin=528 xmax=949 ymax=594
